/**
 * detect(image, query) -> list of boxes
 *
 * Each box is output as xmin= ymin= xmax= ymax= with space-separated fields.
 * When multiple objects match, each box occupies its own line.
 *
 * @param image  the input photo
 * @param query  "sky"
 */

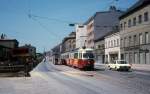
xmin=0 ymin=0 xmax=138 ymax=53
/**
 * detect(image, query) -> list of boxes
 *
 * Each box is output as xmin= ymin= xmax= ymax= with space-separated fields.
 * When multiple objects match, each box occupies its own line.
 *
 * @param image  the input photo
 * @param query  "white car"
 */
xmin=108 ymin=60 xmax=131 ymax=71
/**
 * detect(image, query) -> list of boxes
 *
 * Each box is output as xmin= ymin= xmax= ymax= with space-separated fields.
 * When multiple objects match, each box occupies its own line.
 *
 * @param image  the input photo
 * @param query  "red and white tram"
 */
xmin=61 ymin=48 xmax=95 ymax=70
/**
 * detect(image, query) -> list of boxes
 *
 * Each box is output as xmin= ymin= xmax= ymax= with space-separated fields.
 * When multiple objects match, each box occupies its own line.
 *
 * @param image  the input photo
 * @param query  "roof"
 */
xmin=94 ymin=30 xmax=119 ymax=42
xmin=62 ymin=36 xmax=75 ymax=43
xmin=51 ymin=43 xmax=61 ymax=51
xmin=84 ymin=9 xmax=123 ymax=25
xmin=69 ymin=32 xmax=76 ymax=36
xmin=120 ymin=0 xmax=150 ymax=19
xmin=20 ymin=44 xmax=36 ymax=48
xmin=0 ymin=39 xmax=18 ymax=42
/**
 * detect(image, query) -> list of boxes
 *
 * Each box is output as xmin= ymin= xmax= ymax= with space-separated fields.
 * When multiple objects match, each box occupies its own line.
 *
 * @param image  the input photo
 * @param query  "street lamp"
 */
xmin=69 ymin=24 xmax=76 ymax=27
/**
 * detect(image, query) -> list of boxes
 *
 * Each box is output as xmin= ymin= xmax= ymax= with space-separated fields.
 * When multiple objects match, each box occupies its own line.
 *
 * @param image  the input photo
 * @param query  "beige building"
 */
xmin=62 ymin=32 xmax=76 ymax=53
xmin=120 ymin=0 xmax=150 ymax=64
xmin=86 ymin=20 xmax=94 ymax=48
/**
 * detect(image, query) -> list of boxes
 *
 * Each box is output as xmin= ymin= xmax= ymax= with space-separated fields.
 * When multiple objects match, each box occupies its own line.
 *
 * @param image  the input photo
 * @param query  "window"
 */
xmin=134 ymin=53 xmax=138 ymax=64
xmin=124 ymin=22 xmax=126 ymax=29
xmin=120 ymin=24 xmax=123 ymax=30
xmin=144 ymin=12 xmax=149 ymax=22
xmin=146 ymin=52 xmax=150 ymax=64
xmin=114 ymin=40 xmax=116 ymax=47
xmin=139 ymin=34 xmax=143 ymax=45
xmin=109 ymin=41 xmax=111 ymax=48
xmin=105 ymin=42 xmax=107 ymax=48
xmin=129 ymin=36 xmax=131 ymax=46
xmin=121 ymin=39 xmax=123 ymax=47
xmin=128 ymin=19 xmax=131 ymax=27
xmin=133 ymin=35 xmax=137 ymax=45
xmin=74 ymin=53 xmax=78 ymax=59
xmin=145 ymin=32 xmax=149 ymax=44
xmin=124 ymin=37 xmax=127 ymax=47
xmin=117 ymin=39 xmax=119 ymax=46
xmin=111 ymin=40 xmax=113 ymax=47
xmin=138 ymin=15 xmax=142 ymax=24
xmin=140 ymin=53 xmax=144 ymax=64
xmin=133 ymin=17 xmax=136 ymax=26
xmin=83 ymin=53 xmax=94 ymax=58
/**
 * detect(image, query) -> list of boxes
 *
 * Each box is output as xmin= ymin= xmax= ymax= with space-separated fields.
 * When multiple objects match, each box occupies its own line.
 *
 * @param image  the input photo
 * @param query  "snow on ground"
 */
xmin=0 ymin=60 xmax=150 ymax=94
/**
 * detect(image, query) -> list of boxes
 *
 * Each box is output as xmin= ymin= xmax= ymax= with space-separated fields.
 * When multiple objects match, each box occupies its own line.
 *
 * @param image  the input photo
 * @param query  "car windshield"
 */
xmin=83 ymin=53 xmax=94 ymax=59
xmin=117 ymin=61 xmax=127 ymax=64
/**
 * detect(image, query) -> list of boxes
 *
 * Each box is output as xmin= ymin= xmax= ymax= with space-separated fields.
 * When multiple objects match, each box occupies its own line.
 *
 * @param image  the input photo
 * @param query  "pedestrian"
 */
xmin=44 ymin=57 xmax=46 ymax=62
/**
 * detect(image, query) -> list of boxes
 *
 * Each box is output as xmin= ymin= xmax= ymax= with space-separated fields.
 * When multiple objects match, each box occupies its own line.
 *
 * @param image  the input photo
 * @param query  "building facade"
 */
xmin=0 ymin=39 xmax=19 ymax=61
xmin=0 ymin=39 xmax=19 ymax=49
xmin=105 ymin=32 xmax=121 ymax=63
xmin=0 ymin=45 xmax=11 ymax=61
xmin=51 ymin=44 xmax=62 ymax=64
xmin=85 ymin=6 xmax=123 ymax=49
xmin=75 ymin=24 xmax=87 ymax=48
xmin=94 ymin=38 xmax=105 ymax=64
xmin=20 ymin=44 xmax=36 ymax=58
xmin=119 ymin=0 xmax=150 ymax=64
xmin=61 ymin=32 xmax=76 ymax=53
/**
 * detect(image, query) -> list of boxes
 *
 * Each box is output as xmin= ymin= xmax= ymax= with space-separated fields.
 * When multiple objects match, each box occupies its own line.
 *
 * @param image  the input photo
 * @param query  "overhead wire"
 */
xmin=29 ymin=14 xmax=75 ymax=24
xmin=27 ymin=0 xmax=63 ymax=40
xmin=29 ymin=17 xmax=60 ymax=39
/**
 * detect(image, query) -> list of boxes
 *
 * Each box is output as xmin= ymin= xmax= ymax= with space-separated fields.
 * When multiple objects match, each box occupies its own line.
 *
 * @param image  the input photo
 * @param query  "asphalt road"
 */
xmin=0 ymin=61 xmax=150 ymax=94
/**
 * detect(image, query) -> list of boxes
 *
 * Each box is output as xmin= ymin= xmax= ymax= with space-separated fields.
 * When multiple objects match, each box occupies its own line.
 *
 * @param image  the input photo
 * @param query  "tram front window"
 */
xmin=83 ymin=53 xmax=94 ymax=59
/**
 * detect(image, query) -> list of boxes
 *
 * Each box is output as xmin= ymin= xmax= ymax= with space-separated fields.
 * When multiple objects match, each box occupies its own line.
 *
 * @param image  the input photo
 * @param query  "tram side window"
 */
xmin=74 ymin=53 xmax=78 ymax=59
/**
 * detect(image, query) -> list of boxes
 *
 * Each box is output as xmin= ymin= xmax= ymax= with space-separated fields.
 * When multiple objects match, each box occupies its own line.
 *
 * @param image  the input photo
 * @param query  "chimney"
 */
xmin=109 ymin=6 xmax=117 ymax=12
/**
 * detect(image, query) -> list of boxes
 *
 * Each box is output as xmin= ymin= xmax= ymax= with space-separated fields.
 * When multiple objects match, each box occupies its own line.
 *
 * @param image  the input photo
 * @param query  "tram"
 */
xmin=61 ymin=48 xmax=95 ymax=70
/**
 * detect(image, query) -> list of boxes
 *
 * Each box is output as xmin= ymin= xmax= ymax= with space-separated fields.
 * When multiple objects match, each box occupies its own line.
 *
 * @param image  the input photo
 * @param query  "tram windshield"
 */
xmin=83 ymin=53 xmax=94 ymax=59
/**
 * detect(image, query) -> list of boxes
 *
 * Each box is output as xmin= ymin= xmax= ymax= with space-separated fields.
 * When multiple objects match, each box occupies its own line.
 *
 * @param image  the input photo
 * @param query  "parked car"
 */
xmin=108 ymin=60 xmax=131 ymax=71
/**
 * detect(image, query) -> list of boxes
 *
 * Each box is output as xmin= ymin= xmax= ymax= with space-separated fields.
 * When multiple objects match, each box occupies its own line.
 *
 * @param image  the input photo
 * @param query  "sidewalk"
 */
xmin=132 ymin=64 xmax=150 ymax=72
xmin=94 ymin=63 xmax=106 ymax=70
xmin=95 ymin=62 xmax=150 ymax=72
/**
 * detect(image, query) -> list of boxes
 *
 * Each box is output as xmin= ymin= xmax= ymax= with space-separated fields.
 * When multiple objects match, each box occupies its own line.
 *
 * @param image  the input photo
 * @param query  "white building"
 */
xmin=105 ymin=32 xmax=121 ymax=63
xmin=75 ymin=24 xmax=87 ymax=48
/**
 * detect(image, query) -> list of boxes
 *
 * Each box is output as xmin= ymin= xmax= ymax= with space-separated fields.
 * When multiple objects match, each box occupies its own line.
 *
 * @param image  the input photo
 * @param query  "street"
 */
xmin=0 ymin=60 xmax=150 ymax=94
